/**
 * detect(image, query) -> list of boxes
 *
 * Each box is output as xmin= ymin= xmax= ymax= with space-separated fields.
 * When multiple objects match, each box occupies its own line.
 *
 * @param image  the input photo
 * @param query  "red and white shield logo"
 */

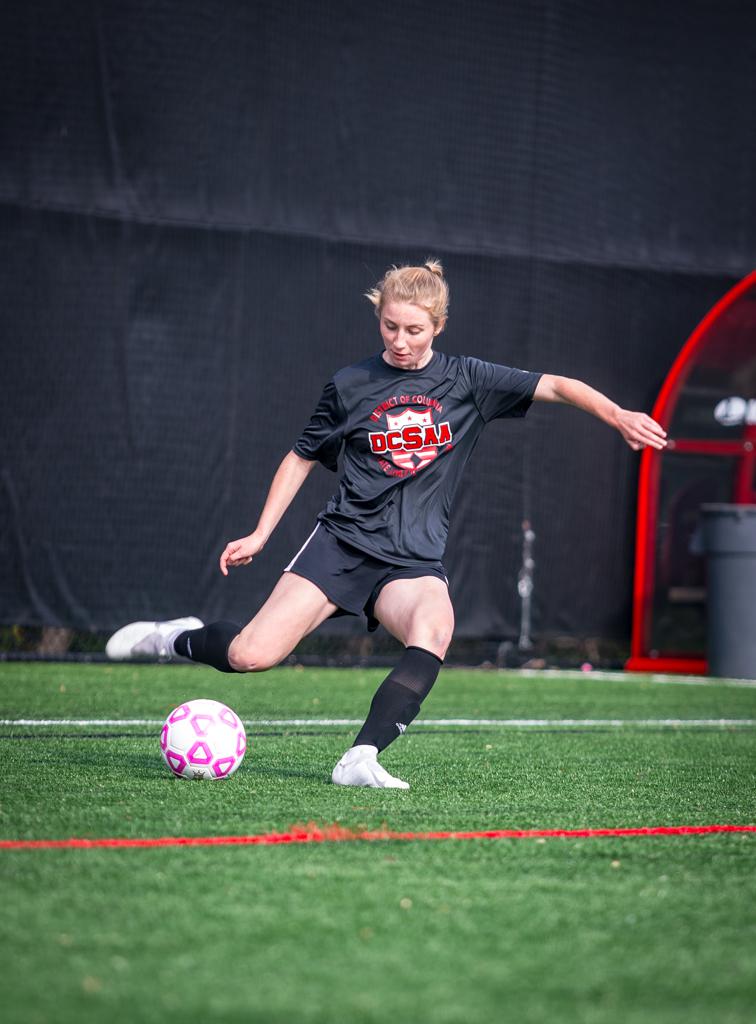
xmin=368 ymin=404 xmax=453 ymax=475
xmin=385 ymin=408 xmax=437 ymax=471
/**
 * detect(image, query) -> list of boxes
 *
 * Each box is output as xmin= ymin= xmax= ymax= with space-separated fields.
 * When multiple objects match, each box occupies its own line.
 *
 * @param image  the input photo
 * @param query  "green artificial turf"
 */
xmin=1 ymin=663 xmax=755 ymax=1023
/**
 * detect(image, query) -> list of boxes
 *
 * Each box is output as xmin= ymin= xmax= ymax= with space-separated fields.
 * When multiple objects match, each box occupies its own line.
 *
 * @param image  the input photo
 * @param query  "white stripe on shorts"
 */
xmin=284 ymin=523 xmax=321 ymax=572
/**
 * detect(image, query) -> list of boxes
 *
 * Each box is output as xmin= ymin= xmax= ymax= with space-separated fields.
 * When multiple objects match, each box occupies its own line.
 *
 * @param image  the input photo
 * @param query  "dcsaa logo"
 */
xmin=368 ymin=407 xmax=452 ymax=472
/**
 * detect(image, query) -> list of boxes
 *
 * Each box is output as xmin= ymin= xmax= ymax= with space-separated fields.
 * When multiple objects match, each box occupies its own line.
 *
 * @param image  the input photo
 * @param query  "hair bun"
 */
xmin=366 ymin=260 xmax=449 ymax=326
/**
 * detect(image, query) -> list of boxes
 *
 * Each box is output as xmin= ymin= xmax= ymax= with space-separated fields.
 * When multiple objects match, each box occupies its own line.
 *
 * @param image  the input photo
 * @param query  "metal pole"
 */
xmin=517 ymin=519 xmax=535 ymax=651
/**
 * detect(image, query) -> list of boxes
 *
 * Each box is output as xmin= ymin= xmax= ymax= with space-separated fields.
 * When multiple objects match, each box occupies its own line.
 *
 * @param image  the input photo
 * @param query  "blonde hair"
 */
xmin=366 ymin=259 xmax=449 ymax=327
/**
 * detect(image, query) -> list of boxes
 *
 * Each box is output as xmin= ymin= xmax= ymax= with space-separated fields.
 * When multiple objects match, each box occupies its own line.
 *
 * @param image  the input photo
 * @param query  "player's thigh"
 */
xmin=374 ymin=576 xmax=455 ymax=659
xmin=229 ymin=572 xmax=337 ymax=671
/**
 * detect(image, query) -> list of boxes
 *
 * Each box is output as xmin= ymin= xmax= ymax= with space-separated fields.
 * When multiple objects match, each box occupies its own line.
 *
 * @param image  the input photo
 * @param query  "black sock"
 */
xmin=174 ymin=621 xmax=241 ymax=673
xmin=352 ymin=645 xmax=443 ymax=752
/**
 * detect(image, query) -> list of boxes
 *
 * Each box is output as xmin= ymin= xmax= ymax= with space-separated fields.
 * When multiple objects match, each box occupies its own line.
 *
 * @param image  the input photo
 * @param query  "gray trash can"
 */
xmin=701 ymin=504 xmax=756 ymax=680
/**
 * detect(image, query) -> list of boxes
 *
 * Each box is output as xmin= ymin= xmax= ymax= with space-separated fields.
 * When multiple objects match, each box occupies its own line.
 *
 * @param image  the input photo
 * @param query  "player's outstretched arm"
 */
xmin=219 ymin=451 xmax=318 ymax=575
xmin=533 ymin=374 xmax=667 ymax=452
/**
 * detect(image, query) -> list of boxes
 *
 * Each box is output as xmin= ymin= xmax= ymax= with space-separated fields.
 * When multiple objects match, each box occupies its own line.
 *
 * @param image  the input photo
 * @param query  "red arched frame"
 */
xmin=626 ymin=270 xmax=756 ymax=674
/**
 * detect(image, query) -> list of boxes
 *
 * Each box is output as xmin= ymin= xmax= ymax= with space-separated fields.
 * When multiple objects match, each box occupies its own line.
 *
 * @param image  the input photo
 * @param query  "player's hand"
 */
xmin=219 ymin=533 xmax=266 ymax=576
xmin=616 ymin=409 xmax=667 ymax=452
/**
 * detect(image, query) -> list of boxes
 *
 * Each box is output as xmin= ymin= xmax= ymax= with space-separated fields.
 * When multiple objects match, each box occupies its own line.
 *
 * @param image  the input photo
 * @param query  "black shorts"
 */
xmin=284 ymin=524 xmax=448 ymax=632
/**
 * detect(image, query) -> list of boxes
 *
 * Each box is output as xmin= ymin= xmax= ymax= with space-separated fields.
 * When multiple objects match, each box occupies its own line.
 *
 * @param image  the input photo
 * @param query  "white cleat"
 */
xmin=105 ymin=617 xmax=203 ymax=662
xmin=331 ymin=744 xmax=410 ymax=789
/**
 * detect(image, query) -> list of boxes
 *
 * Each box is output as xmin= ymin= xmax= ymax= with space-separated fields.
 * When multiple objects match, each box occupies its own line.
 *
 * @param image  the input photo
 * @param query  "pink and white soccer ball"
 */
xmin=160 ymin=699 xmax=247 ymax=780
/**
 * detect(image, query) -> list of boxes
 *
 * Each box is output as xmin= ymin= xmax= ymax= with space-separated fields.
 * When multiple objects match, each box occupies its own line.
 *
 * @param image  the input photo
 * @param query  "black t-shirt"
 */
xmin=293 ymin=351 xmax=542 ymax=565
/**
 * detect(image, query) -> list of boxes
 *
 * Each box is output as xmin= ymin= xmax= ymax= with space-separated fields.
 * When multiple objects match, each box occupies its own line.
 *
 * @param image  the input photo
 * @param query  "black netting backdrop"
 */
xmin=1 ymin=1 xmax=754 ymax=644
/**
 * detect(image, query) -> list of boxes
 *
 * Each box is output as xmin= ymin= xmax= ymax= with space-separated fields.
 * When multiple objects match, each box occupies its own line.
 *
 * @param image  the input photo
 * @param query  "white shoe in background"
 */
xmin=105 ymin=616 xmax=203 ymax=662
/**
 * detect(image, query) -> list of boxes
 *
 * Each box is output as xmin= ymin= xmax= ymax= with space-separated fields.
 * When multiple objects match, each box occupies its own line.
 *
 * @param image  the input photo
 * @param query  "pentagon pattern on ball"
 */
xmin=160 ymin=699 xmax=247 ymax=780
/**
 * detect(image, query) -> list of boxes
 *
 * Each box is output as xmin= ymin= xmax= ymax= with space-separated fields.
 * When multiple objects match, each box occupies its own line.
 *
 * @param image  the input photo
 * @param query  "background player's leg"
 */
xmin=226 ymin=573 xmax=337 ymax=671
xmin=108 ymin=574 xmax=337 ymax=672
xmin=332 ymin=577 xmax=454 ymax=788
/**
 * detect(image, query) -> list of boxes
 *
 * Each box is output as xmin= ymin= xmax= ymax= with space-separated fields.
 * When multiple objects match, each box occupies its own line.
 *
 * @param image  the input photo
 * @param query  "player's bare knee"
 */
xmin=227 ymin=644 xmax=253 ymax=672
xmin=409 ymin=622 xmax=454 ymax=659
xmin=432 ymin=628 xmax=454 ymax=659
xmin=228 ymin=638 xmax=280 ymax=673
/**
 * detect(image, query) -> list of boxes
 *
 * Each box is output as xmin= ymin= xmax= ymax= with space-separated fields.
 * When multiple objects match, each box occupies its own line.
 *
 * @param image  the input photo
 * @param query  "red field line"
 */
xmin=1 ymin=823 xmax=754 ymax=850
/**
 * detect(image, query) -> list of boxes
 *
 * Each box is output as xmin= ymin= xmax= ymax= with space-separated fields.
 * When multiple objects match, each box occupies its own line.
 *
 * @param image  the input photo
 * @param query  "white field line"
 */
xmin=515 ymin=670 xmax=756 ymax=688
xmin=1 ymin=718 xmax=755 ymax=728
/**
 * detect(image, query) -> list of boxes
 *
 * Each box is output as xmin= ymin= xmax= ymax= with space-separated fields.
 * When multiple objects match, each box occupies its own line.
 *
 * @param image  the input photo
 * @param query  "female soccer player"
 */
xmin=107 ymin=260 xmax=667 ymax=788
